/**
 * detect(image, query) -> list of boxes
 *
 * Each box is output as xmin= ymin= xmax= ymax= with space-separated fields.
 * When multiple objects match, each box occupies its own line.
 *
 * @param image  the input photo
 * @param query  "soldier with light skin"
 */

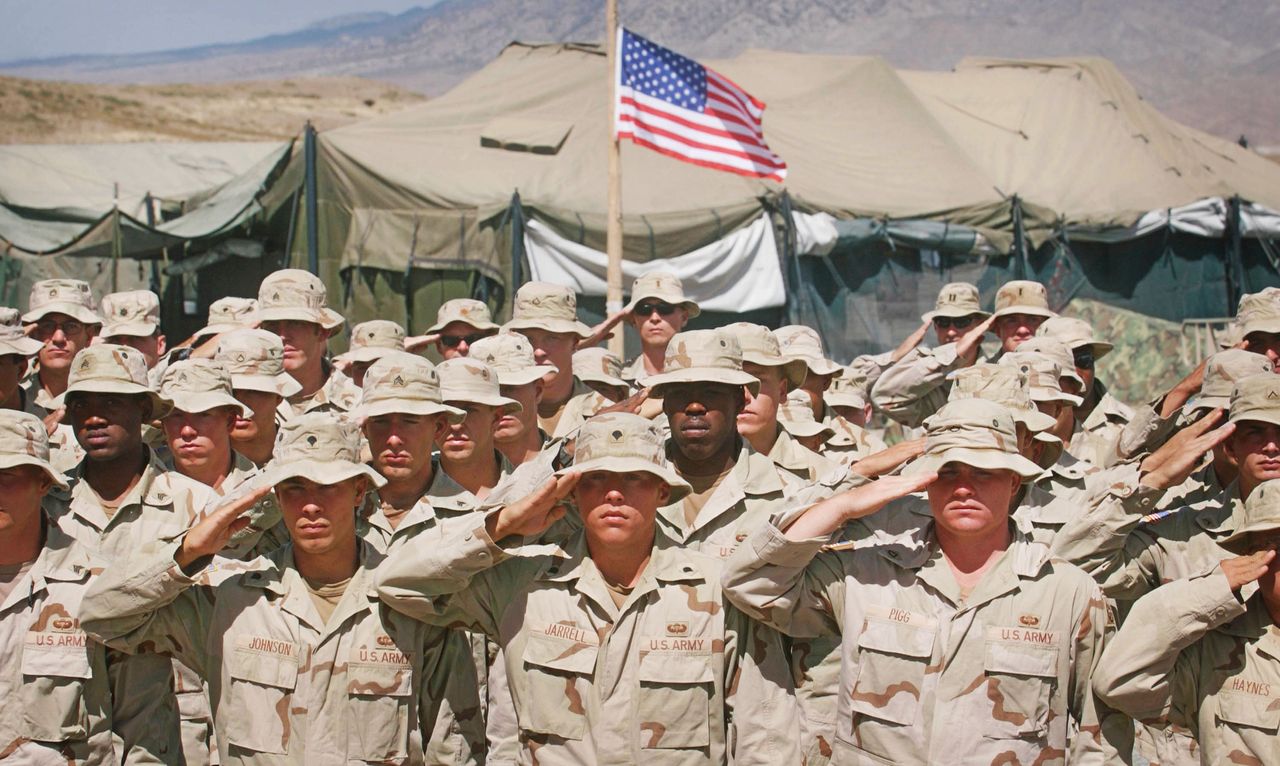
xmin=22 ymin=279 xmax=102 ymax=409
xmin=469 ymin=333 xmax=557 ymax=468
xmin=0 ymin=309 xmax=43 ymax=412
xmin=436 ymin=358 xmax=519 ymax=501
xmin=216 ymin=329 xmax=301 ymax=468
xmin=623 ymin=272 xmax=698 ymax=380
xmin=99 ymin=290 xmax=167 ymax=369
xmin=159 ymin=359 xmax=248 ymax=492
xmin=255 ymin=269 xmax=350 ymax=415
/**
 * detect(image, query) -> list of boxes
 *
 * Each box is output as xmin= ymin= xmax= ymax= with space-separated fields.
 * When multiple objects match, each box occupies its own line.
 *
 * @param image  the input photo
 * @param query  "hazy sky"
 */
xmin=0 ymin=1 xmax=433 ymax=62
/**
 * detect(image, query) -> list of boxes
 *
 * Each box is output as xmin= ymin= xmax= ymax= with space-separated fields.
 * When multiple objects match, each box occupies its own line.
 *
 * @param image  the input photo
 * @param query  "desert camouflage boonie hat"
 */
xmin=426 ymin=298 xmax=500 ymax=335
xmin=992 ymin=280 xmax=1055 ymax=319
xmin=1184 ymin=349 xmax=1273 ymax=417
xmin=573 ymin=347 xmax=628 ymax=389
xmin=468 ymin=333 xmax=557 ymax=387
xmin=0 ymin=410 xmax=68 ymax=489
xmin=336 ymin=320 xmax=407 ymax=365
xmin=23 ymin=278 xmax=102 ymax=325
xmin=1237 ymin=291 xmax=1280 ymax=338
xmin=195 ymin=297 xmax=259 ymax=342
xmin=624 ymin=271 xmax=701 ymax=318
xmin=922 ymin=282 xmax=988 ymax=322
xmin=59 ymin=344 xmax=173 ymax=418
xmin=1035 ymin=316 xmax=1113 ymax=359
xmin=723 ymin=322 xmax=807 ymax=388
xmin=643 ymin=329 xmax=760 ymax=395
xmin=774 ymin=325 xmax=842 ymax=377
xmin=778 ymin=390 xmax=835 ymax=439
xmin=1016 ymin=337 xmax=1086 ymax=390
xmin=256 ymin=269 xmax=344 ymax=330
xmin=825 ymin=368 xmax=869 ymax=410
xmin=999 ymin=351 xmax=1084 ymax=406
xmin=1229 ymin=374 xmax=1280 ymax=427
xmin=99 ymin=290 xmax=161 ymax=339
xmin=353 ymin=351 xmax=464 ymax=422
xmin=904 ymin=398 xmax=1042 ymax=480
xmin=0 ymin=308 xmax=43 ymax=357
xmin=1221 ymin=479 xmax=1280 ymax=553
xmin=159 ymin=359 xmax=250 ymax=417
xmin=215 ymin=329 xmax=302 ymax=397
xmin=266 ymin=412 xmax=385 ymax=489
xmin=505 ymin=282 xmax=592 ymax=338
xmin=556 ymin=412 xmax=691 ymax=501
xmin=437 ymin=357 xmax=521 ymax=413
xmin=947 ymin=364 xmax=1056 ymax=433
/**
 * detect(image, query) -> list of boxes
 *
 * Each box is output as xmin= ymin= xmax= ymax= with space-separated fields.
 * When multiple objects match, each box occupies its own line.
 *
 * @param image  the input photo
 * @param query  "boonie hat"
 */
xmin=999 ymin=351 xmax=1084 ymax=406
xmin=947 ymin=364 xmax=1057 ymax=433
xmin=557 ymin=412 xmax=691 ymax=501
xmin=215 ymin=329 xmax=302 ymax=397
xmin=922 ymin=282 xmax=988 ymax=322
xmin=624 ymin=271 xmax=701 ymax=318
xmin=0 ymin=308 xmax=44 ymax=357
xmin=266 ymin=413 xmax=385 ymax=489
xmin=1237 ymin=291 xmax=1280 ymax=338
xmin=337 ymin=320 xmax=407 ymax=365
xmin=774 ymin=325 xmax=842 ymax=377
xmin=437 ymin=357 xmax=521 ymax=413
xmin=353 ymin=351 xmax=464 ymax=422
xmin=992 ymin=280 xmax=1055 ymax=319
xmin=468 ymin=333 xmax=557 ymax=387
xmin=723 ymin=322 xmax=807 ymax=388
xmin=159 ymin=359 xmax=250 ymax=417
xmin=1229 ymin=375 xmax=1280 ymax=427
xmin=1221 ymin=479 xmax=1280 ymax=553
xmin=59 ymin=344 xmax=173 ymax=418
xmin=99 ymin=290 xmax=161 ymax=338
xmin=427 ymin=299 xmax=500 ymax=335
xmin=23 ymin=279 xmax=102 ymax=325
xmin=0 ymin=410 xmax=68 ymax=489
xmin=1035 ymin=316 xmax=1113 ymax=359
xmin=573 ymin=347 xmax=628 ymax=389
xmin=256 ymin=269 xmax=344 ymax=330
xmin=825 ymin=368 xmax=869 ymax=410
xmin=643 ymin=329 xmax=760 ymax=395
xmin=505 ymin=282 xmax=592 ymax=338
xmin=1016 ymin=337 xmax=1086 ymax=390
xmin=1184 ymin=349 xmax=1273 ymax=417
xmin=195 ymin=297 xmax=259 ymax=342
xmin=778 ymin=390 xmax=835 ymax=439
xmin=904 ymin=399 xmax=1042 ymax=480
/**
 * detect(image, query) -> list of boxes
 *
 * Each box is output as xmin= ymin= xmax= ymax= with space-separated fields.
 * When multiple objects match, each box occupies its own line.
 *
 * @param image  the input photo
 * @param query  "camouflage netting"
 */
xmin=1060 ymin=298 xmax=1188 ymax=406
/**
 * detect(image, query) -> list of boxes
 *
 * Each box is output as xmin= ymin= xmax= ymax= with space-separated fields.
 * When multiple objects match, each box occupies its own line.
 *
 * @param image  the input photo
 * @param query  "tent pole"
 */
xmin=144 ymin=192 xmax=161 ymax=296
xmin=304 ymin=121 xmax=320 ymax=276
xmin=1228 ymin=195 xmax=1244 ymax=308
xmin=111 ymin=182 xmax=121 ymax=293
xmin=510 ymin=191 xmax=525 ymax=311
xmin=605 ymin=0 xmax=625 ymax=356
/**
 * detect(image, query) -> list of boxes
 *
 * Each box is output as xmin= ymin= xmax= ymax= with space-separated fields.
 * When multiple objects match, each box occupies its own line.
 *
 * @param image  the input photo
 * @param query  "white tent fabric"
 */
xmin=524 ymin=214 xmax=787 ymax=312
xmin=1069 ymin=198 xmax=1280 ymax=243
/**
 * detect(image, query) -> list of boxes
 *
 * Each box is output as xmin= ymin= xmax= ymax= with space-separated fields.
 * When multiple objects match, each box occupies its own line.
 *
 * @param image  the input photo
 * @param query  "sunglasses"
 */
xmin=634 ymin=301 xmax=677 ymax=317
xmin=34 ymin=318 xmax=86 ymax=337
xmin=440 ymin=333 xmax=487 ymax=348
xmin=1073 ymin=351 xmax=1095 ymax=370
xmin=932 ymin=315 xmax=979 ymax=330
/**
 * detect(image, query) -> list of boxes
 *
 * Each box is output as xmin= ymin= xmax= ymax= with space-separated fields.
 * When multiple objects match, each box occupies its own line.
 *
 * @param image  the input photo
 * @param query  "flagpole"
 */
xmin=605 ymin=0 xmax=625 ymax=357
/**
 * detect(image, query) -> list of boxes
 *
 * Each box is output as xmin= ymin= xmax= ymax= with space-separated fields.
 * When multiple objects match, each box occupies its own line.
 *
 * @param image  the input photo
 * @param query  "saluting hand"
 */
xmin=576 ymin=310 xmax=629 ymax=350
xmin=1139 ymin=408 xmax=1234 ymax=490
xmin=176 ymin=484 xmax=274 ymax=572
xmin=595 ymin=388 xmax=649 ymax=417
xmin=487 ymin=472 xmax=581 ymax=542
xmin=955 ymin=315 xmax=996 ymax=366
xmin=1221 ymin=548 xmax=1277 ymax=591
xmin=851 ymin=438 xmax=926 ymax=479
xmin=784 ymin=471 xmax=938 ymax=541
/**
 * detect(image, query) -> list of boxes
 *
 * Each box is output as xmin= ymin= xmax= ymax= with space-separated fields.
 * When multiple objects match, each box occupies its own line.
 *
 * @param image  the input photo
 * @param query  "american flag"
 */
xmin=614 ymin=28 xmax=787 ymax=182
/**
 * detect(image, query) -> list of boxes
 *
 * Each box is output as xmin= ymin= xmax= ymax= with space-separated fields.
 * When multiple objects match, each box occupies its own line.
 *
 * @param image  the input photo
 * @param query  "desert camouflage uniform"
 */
xmin=820 ymin=406 xmax=887 ymax=465
xmin=722 ymin=518 xmax=1111 ymax=764
xmin=277 ymin=364 xmax=361 ymax=421
xmin=868 ymin=343 xmax=995 ymax=428
xmin=766 ymin=427 xmax=844 ymax=488
xmin=1068 ymin=383 xmax=1134 ymax=467
xmin=0 ymin=522 xmax=114 ymax=765
xmin=541 ymin=378 xmax=600 ymax=440
xmin=19 ymin=377 xmax=85 ymax=473
xmin=80 ymin=540 xmax=481 ymax=766
xmin=376 ymin=524 xmax=802 ymax=765
xmin=1094 ymin=569 xmax=1277 ymax=766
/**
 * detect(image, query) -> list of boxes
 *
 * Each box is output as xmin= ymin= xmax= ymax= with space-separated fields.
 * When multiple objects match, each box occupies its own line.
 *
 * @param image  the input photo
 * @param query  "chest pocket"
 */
xmin=347 ymin=661 xmax=414 ymax=763
xmin=1216 ymin=690 xmax=1280 ymax=733
xmin=982 ymin=631 xmax=1060 ymax=739
xmin=850 ymin=617 xmax=935 ymax=727
xmin=21 ymin=630 xmax=94 ymax=742
xmin=223 ymin=644 xmax=300 ymax=755
xmin=516 ymin=632 xmax=598 ymax=741
xmin=637 ymin=649 xmax=715 ymax=750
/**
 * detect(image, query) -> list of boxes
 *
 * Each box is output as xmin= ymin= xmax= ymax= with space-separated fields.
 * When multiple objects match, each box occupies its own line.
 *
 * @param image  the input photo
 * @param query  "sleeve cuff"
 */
xmin=749 ymin=522 xmax=826 ymax=568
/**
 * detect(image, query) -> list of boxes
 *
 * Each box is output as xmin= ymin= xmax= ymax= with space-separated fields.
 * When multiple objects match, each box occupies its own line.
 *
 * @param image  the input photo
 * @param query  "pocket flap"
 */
xmin=1217 ymin=691 xmax=1280 ymax=731
xmin=858 ymin=618 xmax=934 ymax=658
xmin=347 ymin=662 xmax=414 ymax=697
xmin=984 ymin=629 xmax=1059 ymax=678
xmin=638 ymin=650 xmax=715 ymax=684
xmin=22 ymin=631 xmax=92 ymax=679
xmin=522 ymin=633 xmax=598 ymax=675
xmin=228 ymin=645 xmax=300 ymax=689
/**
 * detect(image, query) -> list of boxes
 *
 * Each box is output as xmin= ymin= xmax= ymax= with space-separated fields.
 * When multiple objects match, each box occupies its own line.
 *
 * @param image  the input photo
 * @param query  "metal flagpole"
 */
xmin=605 ymin=0 xmax=625 ymax=356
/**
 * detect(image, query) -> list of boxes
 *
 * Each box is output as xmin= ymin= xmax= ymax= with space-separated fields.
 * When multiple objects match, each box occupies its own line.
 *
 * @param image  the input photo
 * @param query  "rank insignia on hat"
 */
xmin=392 ymin=376 xmax=405 ymax=386
xmin=611 ymin=430 xmax=623 ymax=441
xmin=79 ymin=357 xmax=93 ymax=371
xmin=1269 ymin=391 xmax=1280 ymax=400
xmin=306 ymin=435 xmax=318 ymax=446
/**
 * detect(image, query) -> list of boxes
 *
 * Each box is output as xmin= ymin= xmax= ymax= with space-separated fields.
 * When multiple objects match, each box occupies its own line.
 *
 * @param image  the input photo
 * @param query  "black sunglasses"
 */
xmin=933 ymin=314 xmax=979 ymax=330
xmin=440 ymin=333 xmax=487 ymax=348
xmin=634 ymin=301 xmax=677 ymax=317
xmin=1073 ymin=351 xmax=1095 ymax=370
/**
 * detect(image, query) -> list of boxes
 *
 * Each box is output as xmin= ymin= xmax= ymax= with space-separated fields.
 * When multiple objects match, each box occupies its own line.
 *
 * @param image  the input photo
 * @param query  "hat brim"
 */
xmin=493 ymin=365 xmax=558 ymax=387
xmin=577 ymin=372 xmax=629 ymax=389
xmin=557 ymin=457 xmax=691 ymax=502
xmin=101 ymin=321 xmax=158 ymax=339
xmin=624 ymin=294 xmax=701 ymax=319
xmin=824 ymin=392 xmax=867 ymax=409
xmin=1012 ymin=408 xmax=1058 ymax=433
xmin=353 ymin=399 xmax=466 ymax=424
xmin=505 ymin=319 xmax=593 ymax=339
xmin=921 ymin=308 xmax=989 ymax=322
xmin=1221 ymin=519 xmax=1280 ymax=553
xmin=992 ymin=307 xmax=1056 ymax=319
xmin=1230 ymin=411 xmax=1280 ymax=428
xmin=443 ymin=393 xmax=522 ymax=414
xmin=336 ymin=346 xmax=402 ymax=364
xmin=58 ymin=382 xmax=173 ymax=419
xmin=1027 ymin=389 xmax=1084 ymax=407
xmin=231 ymin=373 xmax=302 ymax=398
xmin=1243 ymin=321 xmax=1280 ymax=338
xmin=22 ymin=303 xmax=103 ymax=325
xmin=195 ymin=320 xmax=256 ymax=342
xmin=903 ymin=448 xmax=1042 ymax=480
xmin=265 ymin=459 xmax=386 ymax=490
xmin=425 ymin=319 xmax=500 ymax=335
xmin=165 ymin=392 xmax=250 ymax=418
xmin=0 ymin=337 xmax=44 ymax=357
xmin=645 ymin=367 xmax=760 ymax=396
xmin=0 ymin=453 xmax=68 ymax=489
xmin=256 ymin=307 xmax=344 ymax=331
xmin=741 ymin=353 xmax=808 ymax=389
xmin=799 ymin=358 xmax=843 ymax=377
xmin=780 ymin=420 xmax=834 ymax=438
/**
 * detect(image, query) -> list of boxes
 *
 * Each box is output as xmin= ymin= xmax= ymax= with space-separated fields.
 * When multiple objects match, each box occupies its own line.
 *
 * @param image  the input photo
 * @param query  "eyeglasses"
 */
xmin=1073 ymin=351 xmax=1095 ymax=370
xmin=440 ymin=333 xmax=487 ymax=348
xmin=932 ymin=315 xmax=979 ymax=330
xmin=34 ymin=319 xmax=86 ymax=337
xmin=634 ymin=301 xmax=677 ymax=317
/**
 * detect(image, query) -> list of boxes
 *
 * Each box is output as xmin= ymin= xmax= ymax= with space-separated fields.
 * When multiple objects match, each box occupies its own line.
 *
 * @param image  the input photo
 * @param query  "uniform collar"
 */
xmin=59 ymin=447 xmax=173 ymax=530
xmin=1079 ymin=382 xmax=1133 ymax=430
xmin=425 ymin=451 xmax=513 ymax=513
xmin=768 ymin=428 xmax=813 ymax=473
xmin=242 ymin=540 xmax=383 ymax=635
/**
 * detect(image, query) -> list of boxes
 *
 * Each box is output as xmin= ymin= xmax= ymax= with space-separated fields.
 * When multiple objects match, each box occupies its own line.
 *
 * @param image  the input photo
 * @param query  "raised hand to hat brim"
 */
xmin=891 ymin=320 xmax=932 ymax=365
xmin=850 ymin=438 xmax=926 ymax=479
xmin=486 ymin=472 xmax=581 ymax=542
xmin=1221 ymin=548 xmax=1278 ymax=591
xmin=784 ymin=471 xmax=938 ymax=542
xmin=1159 ymin=355 xmax=1210 ymax=418
xmin=576 ymin=309 xmax=629 ymax=351
xmin=595 ymin=388 xmax=650 ymax=418
xmin=1139 ymin=408 xmax=1234 ymax=491
xmin=43 ymin=407 xmax=65 ymax=437
xmin=956 ymin=315 xmax=997 ymax=366
xmin=175 ymin=484 xmax=275 ymax=574
xmin=403 ymin=333 xmax=440 ymax=353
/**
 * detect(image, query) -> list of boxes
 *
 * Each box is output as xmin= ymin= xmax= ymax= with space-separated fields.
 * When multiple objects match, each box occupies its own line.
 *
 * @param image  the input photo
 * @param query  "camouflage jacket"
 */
xmin=425 ymin=452 xmax=515 ymax=515
xmin=722 ymin=518 xmax=1111 ymax=765
xmin=0 ymin=520 xmax=114 ymax=766
xmin=868 ymin=344 xmax=996 ymax=428
xmin=766 ymin=428 xmax=843 ymax=489
xmin=1069 ymin=384 xmax=1134 ymax=468
xmin=1014 ymin=453 xmax=1113 ymax=546
xmin=1094 ymin=567 xmax=1280 ymax=766
xmin=376 ymin=523 xmax=802 ymax=765
xmin=80 ymin=540 xmax=482 ymax=766
xmin=537 ymin=378 xmax=596 ymax=440
xmin=820 ymin=407 xmax=887 ymax=467
xmin=276 ymin=367 xmax=361 ymax=422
